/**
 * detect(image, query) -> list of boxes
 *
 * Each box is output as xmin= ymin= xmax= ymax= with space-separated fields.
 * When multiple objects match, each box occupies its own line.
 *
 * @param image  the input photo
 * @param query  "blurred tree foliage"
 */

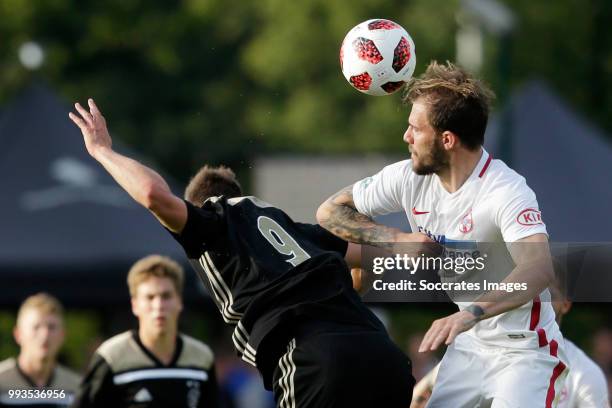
xmin=0 ymin=0 xmax=610 ymax=180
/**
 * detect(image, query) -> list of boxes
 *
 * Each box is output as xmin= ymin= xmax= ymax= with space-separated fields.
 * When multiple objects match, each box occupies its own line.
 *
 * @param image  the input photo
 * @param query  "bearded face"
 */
xmin=404 ymin=101 xmax=450 ymax=175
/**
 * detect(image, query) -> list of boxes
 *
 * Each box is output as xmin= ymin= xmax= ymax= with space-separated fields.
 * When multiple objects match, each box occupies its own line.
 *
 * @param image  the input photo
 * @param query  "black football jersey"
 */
xmin=169 ymin=196 xmax=385 ymax=387
xmin=71 ymin=331 xmax=219 ymax=408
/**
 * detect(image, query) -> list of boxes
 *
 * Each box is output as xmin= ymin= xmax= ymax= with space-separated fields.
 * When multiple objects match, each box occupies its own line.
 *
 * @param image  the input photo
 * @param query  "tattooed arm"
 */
xmin=316 ymin=184 xmax=428 ymax=248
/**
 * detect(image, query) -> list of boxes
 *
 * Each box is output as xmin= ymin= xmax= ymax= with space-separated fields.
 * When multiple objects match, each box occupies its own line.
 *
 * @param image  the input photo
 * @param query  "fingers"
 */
xmin=429 ymin=325 xmax=451 ymax=351
xmin=74 ymin=102 xmax=93 ymax=127
xmin=69 ymin=98 xmax=105 ymax=130
xmin=419 ymin=322 xmax=439 ymax=352
xmin=419 ymin=318 xmax=453 ymax=352
xmin=88 ymin=98 xmax=104 ymax=122
xmin=68 ymin=112 xmax=87 ymax=129
xmin=445 ymin=325 xmax=462 ymax=345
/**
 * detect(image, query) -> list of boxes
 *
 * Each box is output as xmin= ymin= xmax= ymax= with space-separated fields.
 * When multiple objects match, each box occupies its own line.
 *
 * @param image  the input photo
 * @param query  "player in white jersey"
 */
xmin=551 ymin=280 xmax=610 ymax=407
xmin=318 ymin=61 xmax=567 ymax=407
xmin=411 ymin=341 xmax=609 ymax=408
xmin=559 ymin=340 xmax=610 ymax=407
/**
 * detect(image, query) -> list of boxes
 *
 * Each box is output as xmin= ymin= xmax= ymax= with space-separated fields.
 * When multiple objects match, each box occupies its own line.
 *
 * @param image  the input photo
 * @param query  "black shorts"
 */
xmin=271 ymin=325 xmax=414 ymax=408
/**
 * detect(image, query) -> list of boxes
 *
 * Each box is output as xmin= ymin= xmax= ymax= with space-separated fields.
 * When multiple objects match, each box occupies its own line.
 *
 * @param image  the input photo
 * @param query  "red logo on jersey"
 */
xmin=412 ymin=207 xmax=429 ymax=215
xmin=517 ymin=208 xmax=543 ymax=226
xmin=459 ymin=209 xmax=473 ymax=233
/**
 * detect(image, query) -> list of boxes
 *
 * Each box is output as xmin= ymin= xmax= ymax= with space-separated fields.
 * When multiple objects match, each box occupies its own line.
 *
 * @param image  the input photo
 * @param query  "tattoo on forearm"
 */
xmin=321 ymin=186 xmax=396 ymax=248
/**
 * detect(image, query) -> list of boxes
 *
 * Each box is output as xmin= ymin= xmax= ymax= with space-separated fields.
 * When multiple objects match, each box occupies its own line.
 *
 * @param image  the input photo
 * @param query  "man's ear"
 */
xmin=13 ymin=325 xmax=21 ymax=347
xmin=131 ymin=297 xmax=139 ymax=318
xmin=441 ymin=130 xmax=459 ymax=150
xmin=560 ymin=300 xmax=572 ymax=316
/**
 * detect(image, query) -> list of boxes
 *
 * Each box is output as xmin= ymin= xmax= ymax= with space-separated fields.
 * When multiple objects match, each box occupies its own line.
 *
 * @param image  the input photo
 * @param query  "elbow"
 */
xmin=544 ymin=259 xmax=556 ymax=285
xmin=534 ymin=258 xmax=556 ymax=292
xmin=142 ymin=182 xmax=165 ymax=212
xmin=316 ymin=202 xmax=332 ymax=227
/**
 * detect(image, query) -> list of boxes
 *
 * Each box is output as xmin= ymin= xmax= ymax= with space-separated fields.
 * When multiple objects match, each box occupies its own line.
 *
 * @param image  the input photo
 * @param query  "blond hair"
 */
xmin=127 ymin=255 xmax=184 ymax=297
xmin=17 ymin=293 xmax=64 ymax=324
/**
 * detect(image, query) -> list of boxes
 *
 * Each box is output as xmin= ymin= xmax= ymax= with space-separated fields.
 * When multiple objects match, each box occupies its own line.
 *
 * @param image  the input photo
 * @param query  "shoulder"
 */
xmin=383 ymin=159 xmax=413 ymax=180
xmin=0 ymin=358 xmax=19 ymax=391
xmin=355 ymin=159 xmax=415 ymax=192
xmin=0 ymin=357 xmax=15 ymax=373
xmin=95 ymin=331 xmax=145 ymax=371
xmin=483 ymin=159 xmax=539 ymax=205
xmin=0 ymin=357 xmax=16 ymax=378
xmin=96 ymin=331 xmax=134 ymax=360
xmin=565 ymin=339 xmax=607 ymax=381
xmin=53 ymin=364 xmax=81 ymax=390
xmin=486 ymin=160 xmax=530 ymax=191
xmin=177 ymin=334 xmax=215 ymax=370
xmin=564 ymin=338 xmax=581 ymax=360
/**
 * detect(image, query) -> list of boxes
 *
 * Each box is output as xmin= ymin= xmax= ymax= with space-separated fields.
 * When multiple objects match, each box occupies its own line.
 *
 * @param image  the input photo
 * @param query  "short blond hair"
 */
xmin=17 ymin=293 xmax=64 ymax=324
xmin=127 ymin=255 xmax=184 ymax=297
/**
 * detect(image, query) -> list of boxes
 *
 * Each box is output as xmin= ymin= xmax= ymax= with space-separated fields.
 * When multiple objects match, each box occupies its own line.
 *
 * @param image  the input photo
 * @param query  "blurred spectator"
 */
xmin=72 ymin=255 xmax=220 ymax=407
xmin=0 ymin=293 xmax=80 ymax=407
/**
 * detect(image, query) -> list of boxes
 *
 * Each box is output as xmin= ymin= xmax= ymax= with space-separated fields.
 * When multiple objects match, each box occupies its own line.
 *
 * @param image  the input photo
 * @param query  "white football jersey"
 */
xmin=353 ymin=149 xmax=561 ymax=348
xmin=557 ymin=339 xmax=610 ymax=408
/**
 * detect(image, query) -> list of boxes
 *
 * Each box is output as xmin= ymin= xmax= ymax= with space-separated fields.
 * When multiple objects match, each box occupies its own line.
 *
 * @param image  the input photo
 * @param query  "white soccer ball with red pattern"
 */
xmin=340 ymin=19 xmax=416 ymax=96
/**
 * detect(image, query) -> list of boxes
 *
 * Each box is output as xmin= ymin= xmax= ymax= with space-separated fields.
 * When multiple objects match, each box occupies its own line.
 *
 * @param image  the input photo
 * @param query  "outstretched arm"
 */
xmin=69 ymin=99 xmax=187 ymax=233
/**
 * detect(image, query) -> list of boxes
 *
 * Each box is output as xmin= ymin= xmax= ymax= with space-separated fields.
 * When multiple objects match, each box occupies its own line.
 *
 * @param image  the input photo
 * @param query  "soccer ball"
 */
xmin=340 ymin=19 xmax=416 ymax=96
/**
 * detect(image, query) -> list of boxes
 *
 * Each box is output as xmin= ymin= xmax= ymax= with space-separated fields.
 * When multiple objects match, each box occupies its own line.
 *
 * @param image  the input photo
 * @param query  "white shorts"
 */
xmin=426 ymin=333 xmax=569 ymax=408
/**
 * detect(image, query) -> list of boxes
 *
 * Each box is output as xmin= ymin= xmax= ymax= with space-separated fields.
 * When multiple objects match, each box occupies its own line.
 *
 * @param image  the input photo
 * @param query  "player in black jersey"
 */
xmin=69 ymin=99 xmax=414 ymax=407
xmin=72 ymin=255 xmax=220 ymax=408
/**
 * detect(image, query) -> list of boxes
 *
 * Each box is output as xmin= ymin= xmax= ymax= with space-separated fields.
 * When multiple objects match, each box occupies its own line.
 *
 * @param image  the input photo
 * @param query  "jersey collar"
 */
xmin=435 ymin=148 xmax=492 ymax=198
xmin=476 ymin=149 xmax=493 ymax=178
xmin=15 ymin=358 xmax=55 ymax=388
xmin=132 ymin=330 xmax=184 ymax=367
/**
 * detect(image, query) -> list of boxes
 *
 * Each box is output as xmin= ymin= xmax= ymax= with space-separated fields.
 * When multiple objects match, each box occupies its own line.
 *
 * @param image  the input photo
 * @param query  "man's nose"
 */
xmin=403 ymin=127 xmax=413 ymax=144
xmin=152 ymin=296 xmax=164 ymax=309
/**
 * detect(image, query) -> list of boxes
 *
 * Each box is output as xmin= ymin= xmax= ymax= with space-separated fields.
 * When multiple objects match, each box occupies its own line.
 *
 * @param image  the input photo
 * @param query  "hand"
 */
xmin=395 ymin=232 xmax=433 ymax=243
xmin=68 ymin=98 xmax=112 ymax=158
xmin=418 ymin=310 xmax=478 ymax=352
xmin=393 ymin=232 xmax=443 ymax=264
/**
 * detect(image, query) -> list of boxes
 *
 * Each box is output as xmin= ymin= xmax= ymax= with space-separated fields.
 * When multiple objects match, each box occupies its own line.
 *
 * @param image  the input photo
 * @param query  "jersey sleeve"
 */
xmin=166 ymin=200 xmax=223 ymax=258
xmin=71 ymin=354 xmax=117 ymax=408
xmin=352 ymin=160 xmax=410 ymax=217
xmin=494 ymin=178 xmax=548 ymax=242
xmin=294 ymin=223 xmax=348 ymax=256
